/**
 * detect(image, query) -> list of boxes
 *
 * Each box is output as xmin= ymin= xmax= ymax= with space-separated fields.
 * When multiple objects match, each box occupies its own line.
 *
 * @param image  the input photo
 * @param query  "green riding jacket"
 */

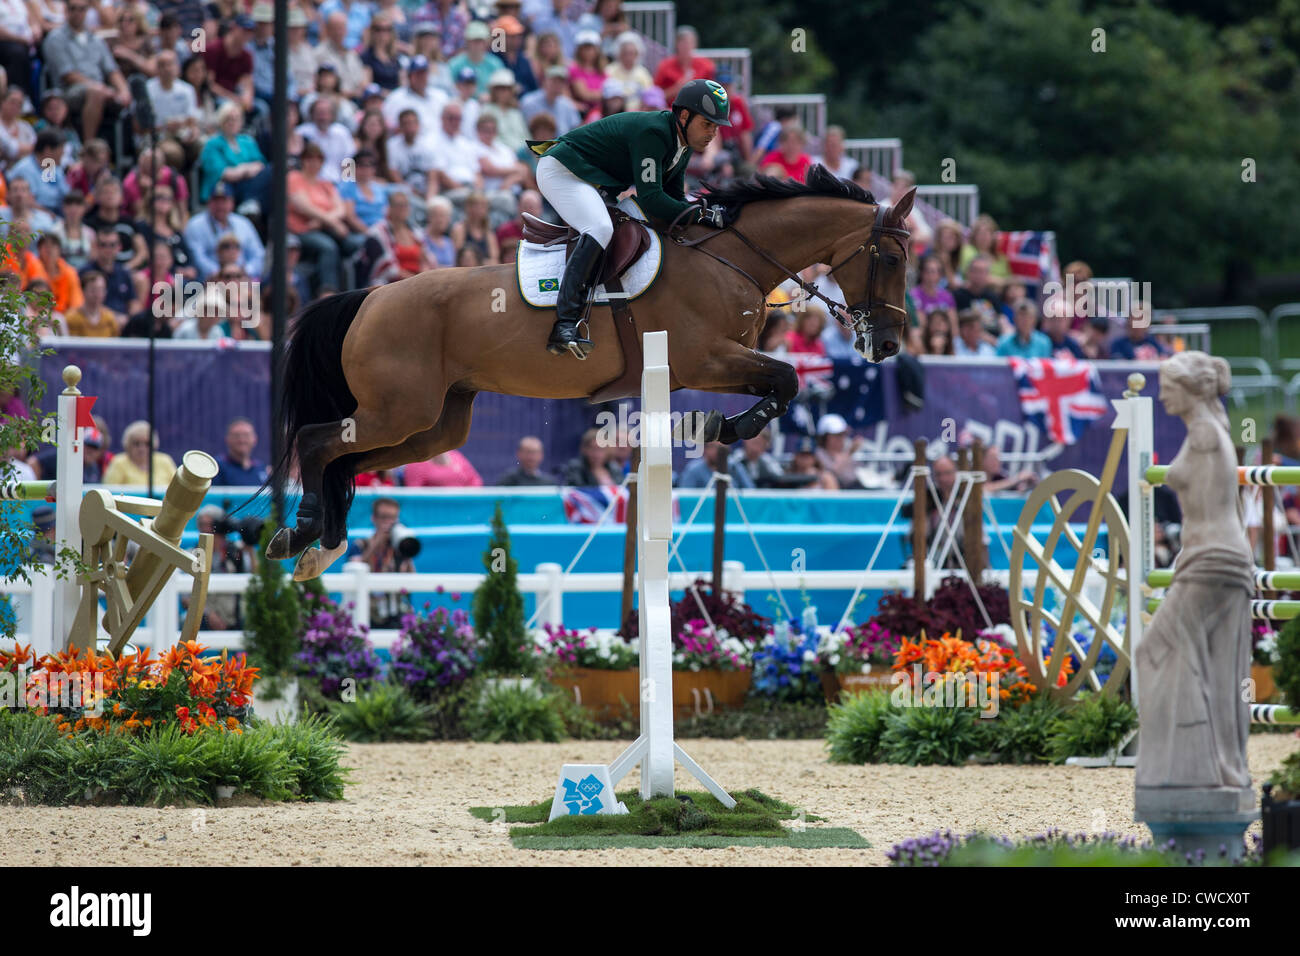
xmin=528 ymin=110 xmax=702 ymax=226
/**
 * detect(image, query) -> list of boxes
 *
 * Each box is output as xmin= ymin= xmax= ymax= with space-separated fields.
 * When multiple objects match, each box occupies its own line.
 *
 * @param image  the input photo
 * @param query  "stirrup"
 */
xmin=547 ymin=319 xmax=593 ymax=359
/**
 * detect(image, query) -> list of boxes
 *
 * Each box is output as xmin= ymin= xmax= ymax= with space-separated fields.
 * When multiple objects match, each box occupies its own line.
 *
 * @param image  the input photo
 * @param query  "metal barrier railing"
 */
xmin=844 ymin=138 xmax=902 ymax=179
xmin=914 ymin=184 xmax=980 ymax=226
xmin=1269 ymin=303 xmax=1300 ymax=372
xmin=696 ymin=46 xmax=752 ymax=95
xmin=623 ymin=1 xmax=676 ymax=67
xmin=1163 ymin=305 xmax=1271 ymax=361
xmin=750 ymin=93 xmax=827 ymax=142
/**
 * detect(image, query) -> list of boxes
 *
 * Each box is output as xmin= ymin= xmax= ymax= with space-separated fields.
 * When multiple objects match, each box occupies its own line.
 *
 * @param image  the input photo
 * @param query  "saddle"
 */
xmin=520 ymin=206 xmax=652 ymax=285
xmin=520 ymin=202 xmax=656 ymax=403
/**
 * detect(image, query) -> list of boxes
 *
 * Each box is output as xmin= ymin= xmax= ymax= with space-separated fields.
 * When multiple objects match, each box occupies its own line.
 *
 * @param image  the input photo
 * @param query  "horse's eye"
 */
xmin=885 ymin=255 xmax=900 ymax=266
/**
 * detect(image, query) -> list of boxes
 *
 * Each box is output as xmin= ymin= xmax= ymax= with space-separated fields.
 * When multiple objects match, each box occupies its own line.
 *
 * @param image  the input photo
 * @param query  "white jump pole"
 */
xmin=1113 ymin=372 xmax=1152 ymax=714
xmin=53 ymin=366 xmax=86 ymax=650
xmin=549 ymin=331 xmax=736 ymax=819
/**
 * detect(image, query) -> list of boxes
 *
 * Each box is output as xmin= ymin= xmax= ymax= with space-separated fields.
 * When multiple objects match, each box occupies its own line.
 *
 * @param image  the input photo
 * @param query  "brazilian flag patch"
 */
xmin=539 ymin=277 xmax=559 ymax=292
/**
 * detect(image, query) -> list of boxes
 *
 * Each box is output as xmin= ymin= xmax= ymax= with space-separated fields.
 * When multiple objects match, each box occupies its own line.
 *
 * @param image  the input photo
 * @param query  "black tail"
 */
xmin=240 ymin=289 xmax=370 ymax=520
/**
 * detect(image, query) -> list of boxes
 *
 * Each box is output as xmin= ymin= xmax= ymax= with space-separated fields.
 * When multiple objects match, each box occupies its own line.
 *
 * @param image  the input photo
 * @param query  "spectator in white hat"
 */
xmin=604 ymin=30 xmax=653 ymax=110
xmin=568 ymin=29 xmax=605 ymax=121
xmin=482 ymin=67 xmax=527 ymax=152
xmin=447 ymin=19 xmax=507 ymax=95
xmin=816 ymin=413 xmax=864 ymax=489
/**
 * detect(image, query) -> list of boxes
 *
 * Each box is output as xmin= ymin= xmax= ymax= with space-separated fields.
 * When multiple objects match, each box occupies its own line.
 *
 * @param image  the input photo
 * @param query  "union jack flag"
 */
xmin=1008 ymin=357 xmax=1108 ymax=446
xmin=562 ymin=485 xmax=630 ymax=524
xmin=997 ymin=231 xmax=1061 ymax=295
xmin=562 ymin=484 xmax=682 ymax=524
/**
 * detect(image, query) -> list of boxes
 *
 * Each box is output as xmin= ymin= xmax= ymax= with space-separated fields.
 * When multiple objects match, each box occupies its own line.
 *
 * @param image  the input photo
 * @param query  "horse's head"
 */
xmin=838 ymin=188 xmax=914 ymax=362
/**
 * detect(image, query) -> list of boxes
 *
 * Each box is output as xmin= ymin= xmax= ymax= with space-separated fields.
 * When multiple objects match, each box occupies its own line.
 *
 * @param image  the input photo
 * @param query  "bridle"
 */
xmin=670 ymin=202 xmax=912 ymax=355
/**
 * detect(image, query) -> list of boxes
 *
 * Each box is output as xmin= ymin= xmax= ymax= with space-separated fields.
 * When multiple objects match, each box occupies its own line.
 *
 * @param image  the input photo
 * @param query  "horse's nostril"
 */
xmin=877 ymin=340 xmax=898 ymax=359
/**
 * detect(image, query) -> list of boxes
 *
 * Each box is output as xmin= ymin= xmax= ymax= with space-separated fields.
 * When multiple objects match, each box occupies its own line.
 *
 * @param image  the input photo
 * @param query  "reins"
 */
xmin=667 ymin=202 xmax=911 ymax=340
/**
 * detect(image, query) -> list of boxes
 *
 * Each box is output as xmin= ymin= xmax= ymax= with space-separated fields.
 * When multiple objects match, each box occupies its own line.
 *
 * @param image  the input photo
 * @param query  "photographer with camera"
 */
xmin=346 ymin=496 xmax=419 ymax=626
xmin=193 ymin=503 xmax=263 ymax=630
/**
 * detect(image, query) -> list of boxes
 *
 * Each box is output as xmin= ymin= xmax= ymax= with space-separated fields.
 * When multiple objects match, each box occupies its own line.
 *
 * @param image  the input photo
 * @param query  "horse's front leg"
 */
xmin=674 ymin=345 xmax=799 ymax=445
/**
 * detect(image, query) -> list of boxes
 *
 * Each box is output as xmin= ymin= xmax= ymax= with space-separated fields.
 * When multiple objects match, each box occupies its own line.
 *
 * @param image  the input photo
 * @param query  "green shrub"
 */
xmin=991 ymin=695 xmax=1068 ymax=764
xmin=325 ymin=682 xmax=435 ymax=742
xmin=115 ymin=723 xmax=210 ymax=806
xmin=1275 ymin=617 xmax=1300 ymax=710
xmin=199 ymin=727 xmax=295 ymax=799
xmin=1268 ymin=750 xmax=1300 ymax=800
xmin=1048 ymin=692 xmax=1138 ymax=761
xmin=824 ymin=690 xmax=893 ymax=763
xmin=879 ymin=704 xmax=991 ymax=766
xmin=467 ymin=683 xmax=565 ymax=742
xmin=471 ymin=503 xmax=534 ymax=676
xmin=0 ymin=707 xmax=60 ymax=790
xmin=258 ymin=713 xmax=350 ymax=800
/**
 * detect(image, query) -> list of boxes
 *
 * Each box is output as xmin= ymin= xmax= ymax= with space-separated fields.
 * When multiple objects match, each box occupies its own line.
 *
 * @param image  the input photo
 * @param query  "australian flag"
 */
xmin=1008 ymin=357 xmax=1108 ymax=446
xmin=997 ymin=231 xmax=1061 ymax=298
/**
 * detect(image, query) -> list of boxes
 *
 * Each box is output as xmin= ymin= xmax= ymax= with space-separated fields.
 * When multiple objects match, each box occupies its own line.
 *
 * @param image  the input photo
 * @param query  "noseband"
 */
xmin=671 ymin=203 xmax=911 ymax=353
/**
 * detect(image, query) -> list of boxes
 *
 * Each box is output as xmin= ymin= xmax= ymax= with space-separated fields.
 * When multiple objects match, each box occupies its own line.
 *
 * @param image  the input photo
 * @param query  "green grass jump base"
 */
xmin=470 ymin=789 xmax=870 ymax=851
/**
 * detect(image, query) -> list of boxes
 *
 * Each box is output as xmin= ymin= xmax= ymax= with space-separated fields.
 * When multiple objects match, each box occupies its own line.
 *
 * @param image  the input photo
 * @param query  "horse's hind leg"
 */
xmin=268 ymin=401 xmax=446 ymax=577
xmin=346 ymin=390 xmax=478 ymax=477
xmin=674 ymin=344 xmax=799 ymax=445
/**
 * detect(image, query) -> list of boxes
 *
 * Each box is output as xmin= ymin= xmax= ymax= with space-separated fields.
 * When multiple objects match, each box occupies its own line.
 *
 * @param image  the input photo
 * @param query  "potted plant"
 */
xmin=471 ymin=503 xmax=537 ymax=690
xmin=1252 ymin=621 xmax=1280 ymax=702
xmin=751 ymin=610 xmax=825 ymax=704
xmin=819 ymin=619 xmax=903 ymax=702
xmin=390 ymin=601 xmax=480 ymax=703
xmin=537 ymin=623 xmax=639 ymax=720
xmin=294 ymin=595 xmax=382 ymax=712
xmin=671 ymin=618 xmax=751 ymax=719
xmin=242 ymin=515 xmax=306 ymax=722
xmin=1262 ymin=751 xmax=1300 ymax=857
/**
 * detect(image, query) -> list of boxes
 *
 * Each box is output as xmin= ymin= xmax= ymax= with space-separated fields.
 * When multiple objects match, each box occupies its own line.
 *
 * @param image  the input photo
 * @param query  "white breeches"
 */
xmin=535 ymin=154 xmax=614 ymax=249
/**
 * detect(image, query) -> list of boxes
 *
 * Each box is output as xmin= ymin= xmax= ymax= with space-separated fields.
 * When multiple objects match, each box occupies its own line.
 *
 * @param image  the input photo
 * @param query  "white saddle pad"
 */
xmin=516 ymin=197 xmax=663 ymax=309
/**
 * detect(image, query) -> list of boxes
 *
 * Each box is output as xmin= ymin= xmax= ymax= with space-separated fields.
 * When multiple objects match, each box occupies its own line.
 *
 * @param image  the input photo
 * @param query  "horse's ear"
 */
xmin=889 ymin=187 xmax=917 ymax=223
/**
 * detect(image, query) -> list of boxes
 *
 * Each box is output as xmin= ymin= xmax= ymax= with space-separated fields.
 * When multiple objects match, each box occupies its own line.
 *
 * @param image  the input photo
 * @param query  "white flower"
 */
xmin=802 ymin=649 xmax=818 ymax=664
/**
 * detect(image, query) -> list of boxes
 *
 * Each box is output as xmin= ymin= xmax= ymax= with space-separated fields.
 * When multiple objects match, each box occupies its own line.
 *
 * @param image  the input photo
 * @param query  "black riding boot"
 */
xmin=547 ymin=233 xmax=605 ymax=359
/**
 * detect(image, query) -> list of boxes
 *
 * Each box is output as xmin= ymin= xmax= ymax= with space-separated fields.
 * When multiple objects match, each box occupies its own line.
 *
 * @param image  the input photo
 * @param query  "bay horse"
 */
xmin=265 ymin=164 xmax=915 ymax=579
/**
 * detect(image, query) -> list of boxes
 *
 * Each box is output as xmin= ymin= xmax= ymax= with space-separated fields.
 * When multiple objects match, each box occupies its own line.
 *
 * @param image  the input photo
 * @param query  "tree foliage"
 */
xmin=686 ymin=0 xmax=1300 ymax=302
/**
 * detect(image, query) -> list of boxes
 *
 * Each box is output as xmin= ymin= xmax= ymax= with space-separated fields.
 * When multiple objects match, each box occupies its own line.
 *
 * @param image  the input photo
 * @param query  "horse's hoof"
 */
xmin=675 ymin=409 xmax=723 ymax=445
xmin=265 ymin=527 xmax=297 ymax=561
xmin=292 ymin=542 xmax=347 ymax=581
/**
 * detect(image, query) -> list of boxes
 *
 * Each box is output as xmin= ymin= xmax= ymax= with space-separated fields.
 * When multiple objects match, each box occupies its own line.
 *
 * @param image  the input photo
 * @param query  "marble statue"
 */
xmin=1135 ymin=351 xmax=1254 ymax=811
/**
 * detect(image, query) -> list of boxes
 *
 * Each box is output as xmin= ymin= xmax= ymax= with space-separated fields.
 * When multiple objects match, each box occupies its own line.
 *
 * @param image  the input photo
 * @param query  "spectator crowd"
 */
xmin=5 ymin=0 xmax=1262 ymax=585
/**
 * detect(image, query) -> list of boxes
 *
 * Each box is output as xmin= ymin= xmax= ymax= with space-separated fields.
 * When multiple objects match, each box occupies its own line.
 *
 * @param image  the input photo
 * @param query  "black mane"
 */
xmin=702 ymin=164 xmax=876 ymax=210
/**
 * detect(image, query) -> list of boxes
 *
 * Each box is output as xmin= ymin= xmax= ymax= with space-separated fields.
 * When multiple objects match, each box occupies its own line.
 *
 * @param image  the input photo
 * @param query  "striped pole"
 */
xmin=1146 ymin=464 xmax=1300 ymax=486
xmin=1250 ymin=704 xmax=1299 ymax=725
xmin=1146 ymin=598 xmax=1300 ymax=620
xmin=0 ymin=480 xmax=55 ymax=501
xmin=1147 ymin=569 xmax=1300 ymax=591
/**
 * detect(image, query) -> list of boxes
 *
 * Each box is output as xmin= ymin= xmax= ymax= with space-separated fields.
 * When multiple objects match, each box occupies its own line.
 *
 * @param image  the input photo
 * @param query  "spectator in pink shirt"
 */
xmin=403 ymin=449 xmax=483 ymax=487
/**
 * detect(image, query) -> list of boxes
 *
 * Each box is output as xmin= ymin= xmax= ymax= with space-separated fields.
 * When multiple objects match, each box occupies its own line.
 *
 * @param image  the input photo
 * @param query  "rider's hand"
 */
xmin=698 ymin=202 xmax=726 ymax=228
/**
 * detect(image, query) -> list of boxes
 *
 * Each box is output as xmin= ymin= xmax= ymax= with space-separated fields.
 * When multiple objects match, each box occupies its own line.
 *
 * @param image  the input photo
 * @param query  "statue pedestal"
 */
xmin=1136 ymin=786 xmax=1257 ymax=861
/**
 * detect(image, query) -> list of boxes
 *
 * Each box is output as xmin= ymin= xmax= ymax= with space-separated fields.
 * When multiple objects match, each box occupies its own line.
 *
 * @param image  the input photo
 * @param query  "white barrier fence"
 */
xmin=4 ymin=561 xmax=1074 ymax=656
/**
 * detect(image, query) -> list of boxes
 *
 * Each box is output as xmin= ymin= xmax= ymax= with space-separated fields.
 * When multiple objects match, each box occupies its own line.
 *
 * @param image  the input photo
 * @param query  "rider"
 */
xmin=529 ymin=77 xmax=732 ymax=359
